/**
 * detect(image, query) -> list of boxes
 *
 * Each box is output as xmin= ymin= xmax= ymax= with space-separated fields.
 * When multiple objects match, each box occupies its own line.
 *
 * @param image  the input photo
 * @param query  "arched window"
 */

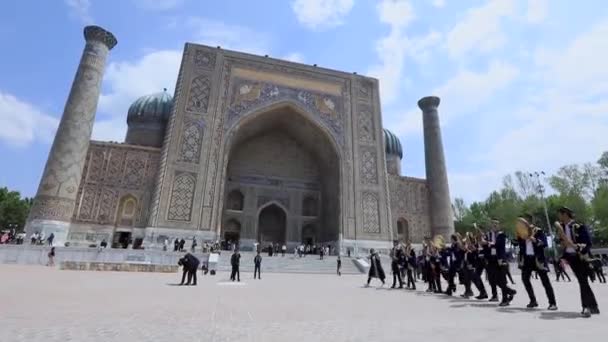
xmin=117 ymin=195 xmax=138 ymax=227
xmin=302 ymin=196 xmax=318 ymax=216
xmin=226 ymin=190 xmax=244 ymax=211
xmin=397 ymin=218 xmax=409 ymax=241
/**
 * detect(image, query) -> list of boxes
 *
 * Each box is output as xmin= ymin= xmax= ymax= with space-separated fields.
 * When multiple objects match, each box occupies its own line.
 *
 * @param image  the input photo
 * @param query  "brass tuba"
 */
xmin=430 ymin=234 xmax=445 ymax=250
xmin=515 ymin=217 xmax=531 ymax=240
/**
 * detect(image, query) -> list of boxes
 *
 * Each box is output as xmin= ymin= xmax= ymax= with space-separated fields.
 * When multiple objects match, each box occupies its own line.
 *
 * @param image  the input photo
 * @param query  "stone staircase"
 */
xmin=213 ymin=252 xmax=363 ymax=275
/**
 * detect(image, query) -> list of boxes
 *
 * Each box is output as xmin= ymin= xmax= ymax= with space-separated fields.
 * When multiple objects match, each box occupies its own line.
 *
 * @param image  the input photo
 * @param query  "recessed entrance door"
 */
xmin=257 ymin=204 xmax=286 ymax=245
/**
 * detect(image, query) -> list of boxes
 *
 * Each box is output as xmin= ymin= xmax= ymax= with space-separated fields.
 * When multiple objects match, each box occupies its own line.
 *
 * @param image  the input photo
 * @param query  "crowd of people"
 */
xmin=366 ymin=206 xmax=604 ymax=318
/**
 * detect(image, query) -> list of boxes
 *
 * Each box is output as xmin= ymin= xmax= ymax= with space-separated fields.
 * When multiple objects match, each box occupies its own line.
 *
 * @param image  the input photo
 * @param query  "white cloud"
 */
xmin=92 ymin=117 xmax=127 ymax=142
xmin=65 ymin=0 xmax=93 ymax=24
xmin=367 ymin=0 xmax=417 ymax=105
xmin=132 ymin=0 xmax=184 ymax=11
xmin=392 ymin=60 xmax=519 ymax=136
xmin=461 ymin=19 xmax=608 ymax=201
xmin=432 ymin=0 xmax=446 ymax=8
xmin=0 ymin=91 xmax=58 ymax=147
xmin=526 ymin=0 xmax=548 ymax=24
xmin=291 ymin=0 xmax=354 ymax=30
xmin=97 ymin=50 xmax=181 ymax=139
xmin=446 ymin=0 xmax=516 ymax=59
xmin=187 ymin=18 xmax=271 ymax=55
xmin=283 ymin=52 xmax=306 ymax=63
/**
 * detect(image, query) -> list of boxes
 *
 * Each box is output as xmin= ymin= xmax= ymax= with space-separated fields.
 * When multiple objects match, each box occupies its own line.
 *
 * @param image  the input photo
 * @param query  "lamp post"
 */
xmin=529 ymin=171 xmax=555 ymax=253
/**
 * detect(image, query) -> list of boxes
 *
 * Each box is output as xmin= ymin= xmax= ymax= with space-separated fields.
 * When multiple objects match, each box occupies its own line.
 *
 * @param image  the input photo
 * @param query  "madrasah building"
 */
xmin=25 ymin=25 xmax=454 ymax=252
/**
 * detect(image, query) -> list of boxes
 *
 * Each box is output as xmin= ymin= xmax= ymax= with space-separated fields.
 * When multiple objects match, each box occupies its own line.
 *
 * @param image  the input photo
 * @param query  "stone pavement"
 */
xmin=0 ymin=265 xmax=607 ymax=342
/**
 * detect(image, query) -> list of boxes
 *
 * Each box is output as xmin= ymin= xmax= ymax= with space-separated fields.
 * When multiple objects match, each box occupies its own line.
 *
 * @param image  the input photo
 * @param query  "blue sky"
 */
xmin=1 ymin=0 xmax=608 ymax=204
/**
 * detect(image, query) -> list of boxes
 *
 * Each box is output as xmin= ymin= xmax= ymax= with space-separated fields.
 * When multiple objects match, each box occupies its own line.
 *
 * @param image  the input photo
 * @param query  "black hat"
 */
xmin=558 ymin=206 xmax=574 ymax=216
xmin=490 ymin=217 xmax=500 ymax=223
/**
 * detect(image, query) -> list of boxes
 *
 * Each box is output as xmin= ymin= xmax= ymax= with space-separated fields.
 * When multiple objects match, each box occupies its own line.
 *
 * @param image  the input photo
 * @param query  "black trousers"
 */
xmin=445 ymin=267 xmax=457 ymax=293
xmin=596 ymin=268 xmax=606 ymax=283
xmin=467 ymin=265 xmax=487 ymax=295
xmin=254 ymin=265 xmax=261 ymax=279
xmin=521 ymin=256 xmax=556 ymax=305
xmin=487 ymin=260 xmax=513 ymax=301
xmin=486 ymin=262 xmax=498 ymax=298
xmin=391 ymin=262 xmax=403 ymax=287
xmin=230 ymin=266 xmax=240 ymax=281
xmin=564 ymin=254 xmax=598 ymax=309
xmin=462 ymin=267 xmax=474 ymax=295
xmin=181 ymin=269 xmax=197 ymax=285
xmin=406 ymin=267 xmax=416 ymax=289
xmin=555 ymin=264 xmax=571 ymax=281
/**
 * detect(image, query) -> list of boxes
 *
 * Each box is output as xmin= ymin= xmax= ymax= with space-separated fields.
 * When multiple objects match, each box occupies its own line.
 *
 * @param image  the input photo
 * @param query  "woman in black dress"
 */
xmin=366 ymin=249 xmax=386 ymax=287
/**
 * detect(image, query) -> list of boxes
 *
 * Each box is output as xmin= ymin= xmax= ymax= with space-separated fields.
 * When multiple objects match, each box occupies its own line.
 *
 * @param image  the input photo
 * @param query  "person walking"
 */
xmin=365 ymin=249 xmax=386 ymax=287
xmin=47 ymin=247 xmax=55 ymax=267
xmin=337 ymin=256 xmax=342 ymax=276
xmin=556 ymin=206 xmax=599 ymax=317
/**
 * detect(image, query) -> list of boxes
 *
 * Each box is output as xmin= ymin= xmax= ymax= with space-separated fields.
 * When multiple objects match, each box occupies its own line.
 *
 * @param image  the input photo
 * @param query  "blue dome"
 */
xmin=127 ymin=90 xmax=173 ymax=124
xmin=383 ymin=128 xmax=403 ymax=159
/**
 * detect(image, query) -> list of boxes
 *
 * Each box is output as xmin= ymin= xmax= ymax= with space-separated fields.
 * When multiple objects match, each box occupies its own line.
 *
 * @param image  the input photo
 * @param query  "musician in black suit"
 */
xmin=390 ymin=240 xmax=404 ymax=289
xmin=443 ymin=235 xmax=463 ymax=296
xmin=557 ymin=206 xmax=600 ymax=317
xmin=486 ymin=218 xmax=516 ymax=306
xmin=516 ymin=215 xmax=557 ymax=310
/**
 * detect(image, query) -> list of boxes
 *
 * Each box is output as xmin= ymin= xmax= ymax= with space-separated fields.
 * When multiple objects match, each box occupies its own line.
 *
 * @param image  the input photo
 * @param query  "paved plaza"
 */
xmin=1 ymin=265 xmax=607 ymax=342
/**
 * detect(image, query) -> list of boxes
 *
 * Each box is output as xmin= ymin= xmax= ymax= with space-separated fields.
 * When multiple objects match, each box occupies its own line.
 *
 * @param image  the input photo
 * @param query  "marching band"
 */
xmin=372 ymin=206 xmax=602 ymax=318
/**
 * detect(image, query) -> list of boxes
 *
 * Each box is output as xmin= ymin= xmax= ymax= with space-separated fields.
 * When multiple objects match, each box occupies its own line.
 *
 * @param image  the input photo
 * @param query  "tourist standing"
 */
xmin=163 ymin=239 xmax=168 ymax=251
xmin=282 ymin=244 xmax=286 ymax=257
xmin=337 ymin=256 xmax=342 ymax=276
xmin=365 ymin=249 xmax=385 ymax=287
xmin=191 ymin=237 xmax=197 ymax=253
xmin=174 ymin=238 xmax=179 ymax=252
xmin=254 ymin=252 xmax=262 ymax=279
xmin=556 ymin=206 xmax=599 ymax=317
xmin=230 ymin=249 xmax=241 ymax=282
xmin=47 ymin=247 xmax=55 ymax=267
xmin=179 ymin=238 xmax=186 ymax=252
xmin=47 ymin=232 xmax=54 ymax=246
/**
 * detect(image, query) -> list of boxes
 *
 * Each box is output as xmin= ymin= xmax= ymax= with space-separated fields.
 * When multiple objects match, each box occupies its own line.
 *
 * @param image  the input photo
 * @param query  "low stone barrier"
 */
xmin=60 ymin=261 xmax=178 ymax=273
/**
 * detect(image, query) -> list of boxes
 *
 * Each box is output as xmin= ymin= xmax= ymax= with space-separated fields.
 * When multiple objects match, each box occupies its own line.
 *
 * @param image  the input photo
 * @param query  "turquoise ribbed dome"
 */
xmin=383 ymin=128 xmax=403 ymax=159
xmin=127 ymin=90 xmax=173 ymax=124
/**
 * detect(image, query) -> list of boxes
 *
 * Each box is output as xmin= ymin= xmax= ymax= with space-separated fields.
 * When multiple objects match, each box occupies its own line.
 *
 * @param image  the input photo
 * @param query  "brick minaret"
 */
xmin=419 ymin=96 xmax=454 ymax=238
xmin=26 ymin=26 xmax=117 ymax=246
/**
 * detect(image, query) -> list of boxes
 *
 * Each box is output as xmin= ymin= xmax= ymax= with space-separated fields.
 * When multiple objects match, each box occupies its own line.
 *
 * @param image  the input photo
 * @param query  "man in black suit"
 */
xmin=486 ymin=218 xmax=516 ymax=306
xmin=517 ymin=215 xmax=557 ymax=310
xmin=178 ymin=253 xmax=200 ymax=285
xmin=230 ymin=249 xmax=241 ymax=282
xmin=254 ymin=251 xmax=262 ymax=279
xmin=557 ymin=206 xmax=599 ymax=317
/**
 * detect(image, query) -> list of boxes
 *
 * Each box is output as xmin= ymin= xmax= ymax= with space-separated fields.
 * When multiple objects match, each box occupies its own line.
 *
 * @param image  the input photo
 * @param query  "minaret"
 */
xmin=26 ymin=26 xmax=117 ymax=246
xmin=418 ymin=96 xmax=454 ymax=238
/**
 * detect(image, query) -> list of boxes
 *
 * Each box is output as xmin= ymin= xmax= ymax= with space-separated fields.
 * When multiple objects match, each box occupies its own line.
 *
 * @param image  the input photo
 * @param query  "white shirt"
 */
xmin=565 ymin=220 xmax=576 ymax=253
xmin=525 ymin=240 xmax=534 ymax=256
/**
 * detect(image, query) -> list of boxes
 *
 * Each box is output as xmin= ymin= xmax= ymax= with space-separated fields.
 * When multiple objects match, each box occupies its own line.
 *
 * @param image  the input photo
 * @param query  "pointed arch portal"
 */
xmin=221 ymin=102 xmax=341 ymax=248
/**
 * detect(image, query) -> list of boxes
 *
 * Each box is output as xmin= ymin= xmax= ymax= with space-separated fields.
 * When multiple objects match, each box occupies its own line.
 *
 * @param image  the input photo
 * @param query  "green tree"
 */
xmin=0 ymin=187 xmax=31 ymax=231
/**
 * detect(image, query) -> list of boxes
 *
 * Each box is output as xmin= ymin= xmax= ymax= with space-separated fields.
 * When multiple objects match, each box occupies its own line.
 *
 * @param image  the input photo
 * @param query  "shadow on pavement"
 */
xmin=539 ymin=311 xmax=585 ymax=320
